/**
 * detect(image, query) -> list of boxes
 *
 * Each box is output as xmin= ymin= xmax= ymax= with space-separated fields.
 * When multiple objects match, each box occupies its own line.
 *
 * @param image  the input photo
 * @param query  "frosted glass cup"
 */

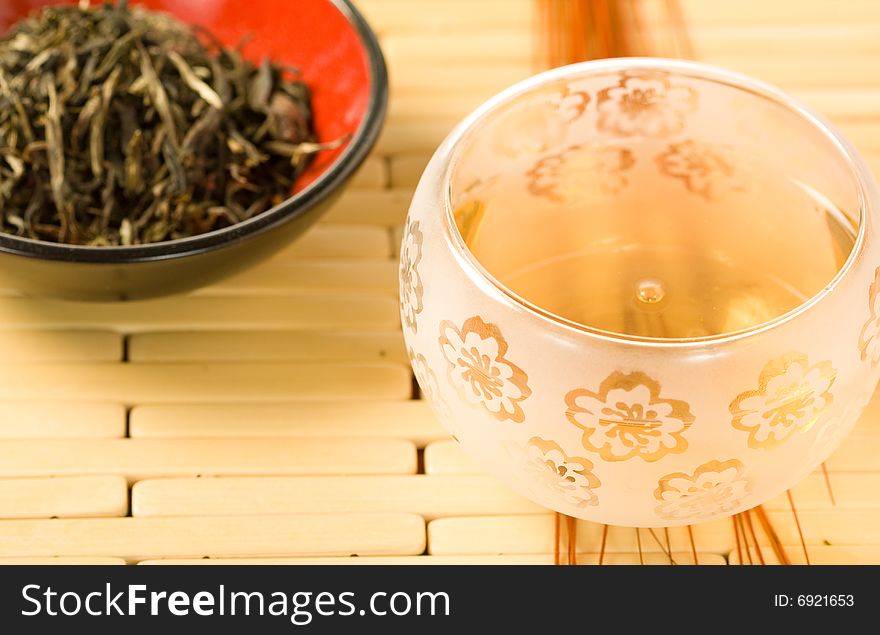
xmin=400 ymin=58 xmax=880 ymax=527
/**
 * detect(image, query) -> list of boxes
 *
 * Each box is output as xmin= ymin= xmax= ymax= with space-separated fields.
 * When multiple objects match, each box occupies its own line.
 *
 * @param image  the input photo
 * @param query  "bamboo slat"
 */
xmin=0 ymin=295 xmax=399 ymax=331
xmin=390 ymin=64 xmax=530 ymax=94
xmin=427 ymin=511 xmax=880 ymax=556
xmin=0 ymin=514 xmax=427 ymax=562
xmin=0 ymin=330 xmax=122 ymax=363
xmin=381 ymin=31 xmax=531 ymax=65
xmin=387 ymin=94 xmax=490 ymax=123
xmin=679 ymin=0 xmax=880 ymax=24
xmin=140 ymin=553 xmax=726 ymax=565
xmin=0 ymin=402 xmax=126 ymax=438
xmin=198 ymin=261 xmax=398 ymax=296
xmin=0 ymin=557 xmax=127 ymax=565
xmin=765 ymin=87 xmax=880 ymax=122
xmin=318 ymin=189 xmax=413 ymax=226
xmin=273 ymin=225 xmax=392 ymax=260
xmin=0 ymin=476 xmax=128 ymax=519
xmin=699 ymin=53 xmax=880 ymax=87
xmin=424 ymin=440 xmax=479 ymax=475
xmin=350 ymin=156 xmax=389 ymax=189
xmin=685 ymin=24 xmax=880 ymax=56
xmin=0 ymin=438 xmax=417 ymax=481
xmin=128 ymin=330 xmax=407 ymax=364
xmin=375 ymin=121 xmax=458 ymax=154
xmin=129 ymin=401 xmax=447 ymax=447
xmin=358 ymin=0 xmax=532 ymax=34
xmin=132 ymin=475 xmax=541 ymax=519
xmin=389 ymin=154 xmax=431 ymax=188
xmin=0 ymin=362 xmax=411 ymax=403
xmin=391 ymin=225 xmax=404 ymax=258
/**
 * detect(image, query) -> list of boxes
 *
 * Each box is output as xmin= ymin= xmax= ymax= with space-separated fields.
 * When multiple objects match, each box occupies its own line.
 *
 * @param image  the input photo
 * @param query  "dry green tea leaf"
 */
xmin=0 ymin=0 xmax=329 ymax=245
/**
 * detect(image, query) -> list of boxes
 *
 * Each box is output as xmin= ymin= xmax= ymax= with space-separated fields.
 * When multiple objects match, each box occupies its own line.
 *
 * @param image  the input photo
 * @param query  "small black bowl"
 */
xmin=0 ymin=0 xmax=388 ymax=301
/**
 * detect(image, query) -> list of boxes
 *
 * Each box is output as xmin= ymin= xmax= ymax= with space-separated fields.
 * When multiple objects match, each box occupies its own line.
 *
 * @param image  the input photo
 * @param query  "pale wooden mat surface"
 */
xmin=1 ymin=0 xmax=878 ymax=565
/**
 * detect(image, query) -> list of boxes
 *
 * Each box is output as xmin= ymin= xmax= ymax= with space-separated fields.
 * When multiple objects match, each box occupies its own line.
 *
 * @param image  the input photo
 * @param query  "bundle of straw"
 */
xmin=534 ymin=0 xmax=694 ymax=69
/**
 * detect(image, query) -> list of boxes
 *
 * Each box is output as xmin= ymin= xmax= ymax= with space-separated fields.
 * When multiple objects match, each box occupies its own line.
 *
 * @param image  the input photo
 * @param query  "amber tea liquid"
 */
xmin=454 ymin=147 xmax=855 ymax=339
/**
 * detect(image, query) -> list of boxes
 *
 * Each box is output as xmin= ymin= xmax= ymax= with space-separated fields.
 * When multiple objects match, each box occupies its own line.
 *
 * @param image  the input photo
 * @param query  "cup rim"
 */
xmin=439 ymin=57 xmax=873 ymax=348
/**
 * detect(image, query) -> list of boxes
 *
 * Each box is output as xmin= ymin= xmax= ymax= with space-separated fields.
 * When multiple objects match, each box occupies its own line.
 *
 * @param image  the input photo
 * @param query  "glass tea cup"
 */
xmin=400 ymin=58 xmax=880 ymax=527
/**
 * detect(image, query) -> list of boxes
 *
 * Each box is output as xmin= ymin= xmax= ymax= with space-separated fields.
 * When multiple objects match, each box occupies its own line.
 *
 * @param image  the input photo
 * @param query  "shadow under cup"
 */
xmin=402 ymin=58 xmax=880 ymax=526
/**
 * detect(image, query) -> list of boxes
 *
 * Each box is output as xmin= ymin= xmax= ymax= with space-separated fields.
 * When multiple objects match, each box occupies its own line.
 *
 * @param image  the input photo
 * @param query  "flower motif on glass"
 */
xmin=527 ymin=144 xmax=635 ymax=201
xmin=490 ymin=86 xmax=590 ymax=157
xmin=730 ymin=352 xmax=836 ymax=449
xmin=565 ymin=371 xmax=694 ymax=462
xmin=439 ymin=316 xmax=531 ymax=423
xmin=654 ymin=458 xmax=750 ymax=521
xmin=597 ymin=72 xmax=697 ymax=137
xmin=656 ymin=140 xmax=742 ymax=199
xmin=510 ymin=436 xmax=601 ymax=509
xmin=399 ymin=217 xmax=424 ymax=333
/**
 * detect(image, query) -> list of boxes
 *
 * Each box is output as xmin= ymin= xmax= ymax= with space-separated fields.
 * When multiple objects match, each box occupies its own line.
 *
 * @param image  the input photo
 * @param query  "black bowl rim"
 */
xmin=0 ymin=0 xmax=389 ymax=264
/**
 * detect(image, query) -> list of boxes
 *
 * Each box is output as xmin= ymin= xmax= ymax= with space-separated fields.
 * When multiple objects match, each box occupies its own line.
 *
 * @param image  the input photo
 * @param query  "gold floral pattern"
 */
xmin=654 ymin=458 xmax=750 ymax=521
xmin=858 ymin=267 xmax=880 ymax=367
xmin=490 ymin=86 xmax=590 ymax=157
xmin=565 ymin=371 xmax=694 ymax=462
xmin=596 ymin=72 xmax=697 ymax=137
xmin=439 ymin=316 xmax=531 ymax=423
xmin=546 ymin=86 xmax=591 ymax=122
xmin=656 ymin=140 xmax=742 ymax=199
xmin=408 ymin=347 xmax=455 ymax=433
xmin=399 ymin=217 xmax=424 ymax=333
xmin=526 ymin=145 xmax=635 ymax=201
xmin=730 ymin=353 xmax=836 ymax=450
xmin=511 ymin=437 xmax=601 ymax=509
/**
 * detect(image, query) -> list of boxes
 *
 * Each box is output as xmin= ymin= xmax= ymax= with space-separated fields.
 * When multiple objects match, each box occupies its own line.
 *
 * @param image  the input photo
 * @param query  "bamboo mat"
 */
xmin=1 ymin=0 xmax=879 ymax=565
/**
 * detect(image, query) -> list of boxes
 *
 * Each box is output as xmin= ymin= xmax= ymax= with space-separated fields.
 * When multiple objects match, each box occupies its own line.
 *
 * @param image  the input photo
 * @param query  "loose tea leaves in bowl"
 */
xmin=0 ymin=0 xmax=342 ymax=246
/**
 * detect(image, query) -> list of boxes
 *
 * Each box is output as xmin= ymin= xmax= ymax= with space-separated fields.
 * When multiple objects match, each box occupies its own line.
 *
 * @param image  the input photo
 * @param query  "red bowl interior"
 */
xmin=0 ymin=0 xmax=372 ymax=192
